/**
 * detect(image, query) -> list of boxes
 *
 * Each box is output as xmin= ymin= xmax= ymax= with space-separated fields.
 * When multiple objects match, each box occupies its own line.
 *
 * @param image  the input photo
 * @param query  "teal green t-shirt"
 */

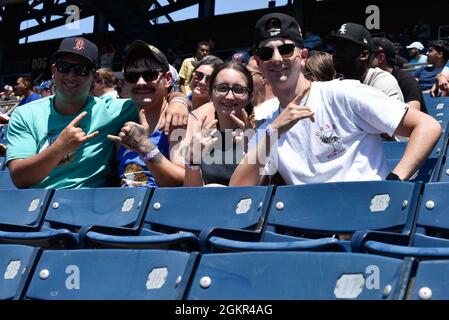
xmin=6 ymin=95 xmax=138 ymax=189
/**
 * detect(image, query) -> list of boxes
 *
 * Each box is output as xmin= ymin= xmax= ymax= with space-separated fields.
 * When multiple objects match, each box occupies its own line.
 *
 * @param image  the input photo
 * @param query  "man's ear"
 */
xmin=360 ymin=50 xmax=370 ymax=61
xmin=300 ymin=48 xmax=309 ymax=60
xmin=51 ymin=64 xmax=56 ymax=78
xmin=378 ymin=52 xmax=386 ymax=64
xmin=164 ymin=71 xmax=173 ymax=89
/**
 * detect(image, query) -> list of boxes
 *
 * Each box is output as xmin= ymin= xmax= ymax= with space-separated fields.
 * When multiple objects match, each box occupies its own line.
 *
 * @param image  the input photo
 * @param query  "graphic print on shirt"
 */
xmin=314 ymin=123 xmax=346 ymax=159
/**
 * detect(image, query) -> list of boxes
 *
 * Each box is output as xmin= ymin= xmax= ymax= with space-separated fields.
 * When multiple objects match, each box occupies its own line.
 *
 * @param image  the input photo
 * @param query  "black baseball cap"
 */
xmin=371 ymin=37 xmax=399 ymax=66
xmin=325 ymin=23 xmax=372 ymax=51
xmin=52 ymin=37 xmax=98 ymax=67
xmin=124 ymin=40 xmax=170 ymax=71
xmin=254 ymin=13 xmax=303 ymax=48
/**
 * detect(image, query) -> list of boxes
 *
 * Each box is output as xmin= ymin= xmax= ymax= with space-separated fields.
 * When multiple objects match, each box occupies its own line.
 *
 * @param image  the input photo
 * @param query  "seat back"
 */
xmin=145 ymin=186 xmax=273 ymax=234
xmin=44 ymin=187 xmax=151 ymax=230
xmin=413 ymin=182 xmax=449 ymax=245
xmin=0 ymin=170 xmax=16 ymax=189
xmin=25 ymin=249 xmax=198 ymax=300
xmin=0 ymin=244 xmax=40 ymax=300
xmin=266 ymin=181 xmax=421 ymax=237
xmin=187 ymin=251 xmax=412 ymax=300
xmin=409 ymin=260 xmax=449 ymax=300
xmin=0 ymin=189 xmax=52 ymax=231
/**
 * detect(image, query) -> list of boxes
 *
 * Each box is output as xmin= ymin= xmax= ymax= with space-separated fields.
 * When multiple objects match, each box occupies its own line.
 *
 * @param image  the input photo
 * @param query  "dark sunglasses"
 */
xmin=124 ymin=69 xmax=162 ymax=83
xmin=256 ymin=43 xmax=296 ymax=61
xmin=55 ymin=60 xmax=94 ymax=76
xmin=192 ymin=71 xmax=211 ymax=83
xmin=213 ymin=84 xmax=249 ymax=97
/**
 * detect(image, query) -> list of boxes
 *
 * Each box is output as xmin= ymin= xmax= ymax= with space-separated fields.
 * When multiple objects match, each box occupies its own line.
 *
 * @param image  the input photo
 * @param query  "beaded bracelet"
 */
xmin=140 ymin=148 xmax=161 ymax=162
xmin=170 ymin=97 xmax=190 ymax=108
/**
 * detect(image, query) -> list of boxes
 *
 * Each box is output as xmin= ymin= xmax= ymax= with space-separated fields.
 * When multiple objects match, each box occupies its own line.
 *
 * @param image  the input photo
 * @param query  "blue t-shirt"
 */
xmin=117 ymin=129 xmax=169 ymax=187
xmin=18 ymin=92 xmax=42 ymax=106
xmin=414 ymin=65 xmax=446 ymax=90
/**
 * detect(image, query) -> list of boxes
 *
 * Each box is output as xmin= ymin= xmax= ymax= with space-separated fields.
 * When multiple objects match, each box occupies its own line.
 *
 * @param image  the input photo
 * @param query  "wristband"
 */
xmin=386 ymin=172 xmax=402 ymax=181
xmin=140 ymin=148 xmax=161 ymax=162
xmin=185 ymin=162 xmax=201 ymax=170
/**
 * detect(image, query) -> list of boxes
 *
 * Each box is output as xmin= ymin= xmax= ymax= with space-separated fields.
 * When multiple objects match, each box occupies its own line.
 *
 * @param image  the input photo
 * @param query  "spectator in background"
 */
xmin=246 ymin=56 xmax=278 ymax=125
xmin=35 ymin=80 xmax=53 ymax=97
xmin=303 ymin=30 xmax=322 ymax=50
xmin=15 ymin=76 xmax=41 ymax=106
xmin=406 ymin=41 xmax=427 ymax=70
xmin=326 ymin=23 xmax=404 ymax=102
xmin=92 ymin=68 xmax=118 ymax=99
xmin=99 ymin=43 xmax=116 ymax=69
xmin=430 ymin=70 xmax=449 ymax=97
xmin=415 ymin=40 xmax=449 ymax=91
xmin=232 ymin=51 xmax=250 ymax=64
xmin=304 ymin=51 xmax=336 ymax=81
xmin=189 ymin=55 xmax=223 ymax=110
xmin=178 ymin=41 xmax=210 ymax=95
xmin=1 ymin=85 xmax=17 ymax=101
xmin=392 ymin=42 xmax=408 ymax=67
xmin=371 ymin=37 xmax=428 ymax=113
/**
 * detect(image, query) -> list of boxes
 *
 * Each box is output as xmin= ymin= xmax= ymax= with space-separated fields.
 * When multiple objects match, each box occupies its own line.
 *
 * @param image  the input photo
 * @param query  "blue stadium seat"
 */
xmin=409 ymin=260 xmax=449 ymax=300
xmin=383 ymin=120 xmax=448 ymax=183
xmin=0 ymin=170 xmax=15 ymax=189
xmin=25 ymin=249 xmax=198 ymax=300
xmin=0 ymin=125 xmax=8 ymax=139
xmin=206 ymin=181 xmax=421 ymax=253
xmin=0 ymin=187 xmax=151 ymax=249
xmin=353 ymin=182 xmax=449 ymax=259
xmin=0 ymin=189 xmax=52 ymax=231
xmin=82 ymin=186 xmax=273 ymax=251
xmin=0 ymin=244 xmax=40 ymax=300
xmin=186 ymin=251 xmax=413 ymax=300
xmin=0 ymin=157 xmax=5 ymax=170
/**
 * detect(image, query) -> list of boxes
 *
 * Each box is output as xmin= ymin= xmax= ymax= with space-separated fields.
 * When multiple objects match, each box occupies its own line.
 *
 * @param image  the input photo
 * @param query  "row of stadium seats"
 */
xmin=1 ymin=244 xmax=448 ymax=300
xmin=1 ymin=181 xmax=449 ymax=255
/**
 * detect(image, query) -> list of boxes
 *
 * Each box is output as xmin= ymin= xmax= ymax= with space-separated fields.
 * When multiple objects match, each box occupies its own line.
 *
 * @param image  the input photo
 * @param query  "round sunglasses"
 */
xmin=124 ymin=69 xmax=163 ymax=83
xmin=255 ymin=43 xmax=297 ymax=61
xmin=55 ymin=60 xmax=94 ymax=77
xmin=192 ymin=71 xmax=212 ymax=83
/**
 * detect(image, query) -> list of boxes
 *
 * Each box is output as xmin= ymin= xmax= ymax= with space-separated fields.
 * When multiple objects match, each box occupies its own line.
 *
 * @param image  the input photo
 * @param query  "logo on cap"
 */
xmin=270 ymin=28 xmax=281 ymax=37
xmin=74 ymin=38 xmax=85 ymax=52
xmin=338 ymin=24 xmax=347 ymax=35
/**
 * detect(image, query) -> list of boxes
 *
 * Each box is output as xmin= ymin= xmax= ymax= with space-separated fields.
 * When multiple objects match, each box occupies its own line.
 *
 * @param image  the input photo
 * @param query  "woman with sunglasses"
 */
xmin=189 ymin=55 xmax=223 ymax=110
xmin=184 ymin=61 xmax=256 ymax=186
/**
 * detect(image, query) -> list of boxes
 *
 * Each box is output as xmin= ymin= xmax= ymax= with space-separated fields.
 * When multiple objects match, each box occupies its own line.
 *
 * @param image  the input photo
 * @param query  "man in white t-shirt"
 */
xmin=230 ymin=13 xmax=441 ymax=186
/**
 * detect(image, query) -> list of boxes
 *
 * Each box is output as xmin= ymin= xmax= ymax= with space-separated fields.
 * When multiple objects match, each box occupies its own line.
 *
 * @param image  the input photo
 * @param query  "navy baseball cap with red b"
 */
xmin=52 ymin=37 xmax=98 ymax=67
xmin=254 ymin=13 xmax=304 ymax=48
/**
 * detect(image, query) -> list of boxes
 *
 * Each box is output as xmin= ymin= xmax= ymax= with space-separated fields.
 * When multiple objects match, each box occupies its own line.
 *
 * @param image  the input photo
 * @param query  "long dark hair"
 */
xmin=208 ymin=61 xmax=256 ymax=129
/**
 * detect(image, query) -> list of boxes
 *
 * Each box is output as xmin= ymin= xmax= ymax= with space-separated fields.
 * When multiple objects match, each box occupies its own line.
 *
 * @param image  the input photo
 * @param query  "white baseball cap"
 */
xmin=406 ymin=41 xmax=424 ymax=51
xmin=3 ymin=85 xmax=13 ymax=91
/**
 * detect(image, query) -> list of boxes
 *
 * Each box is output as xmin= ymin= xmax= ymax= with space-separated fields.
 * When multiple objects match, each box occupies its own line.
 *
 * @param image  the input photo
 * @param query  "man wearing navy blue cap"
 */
xmin=6 ymin=36 xmax=190 ymax=189
xmin=230 ymin=13 xmax=441 ymax=185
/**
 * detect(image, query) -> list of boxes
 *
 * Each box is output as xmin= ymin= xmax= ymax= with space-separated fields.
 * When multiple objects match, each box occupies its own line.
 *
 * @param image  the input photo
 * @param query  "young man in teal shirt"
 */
xmin=6 ymin=37 xmax=189 ymax=189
